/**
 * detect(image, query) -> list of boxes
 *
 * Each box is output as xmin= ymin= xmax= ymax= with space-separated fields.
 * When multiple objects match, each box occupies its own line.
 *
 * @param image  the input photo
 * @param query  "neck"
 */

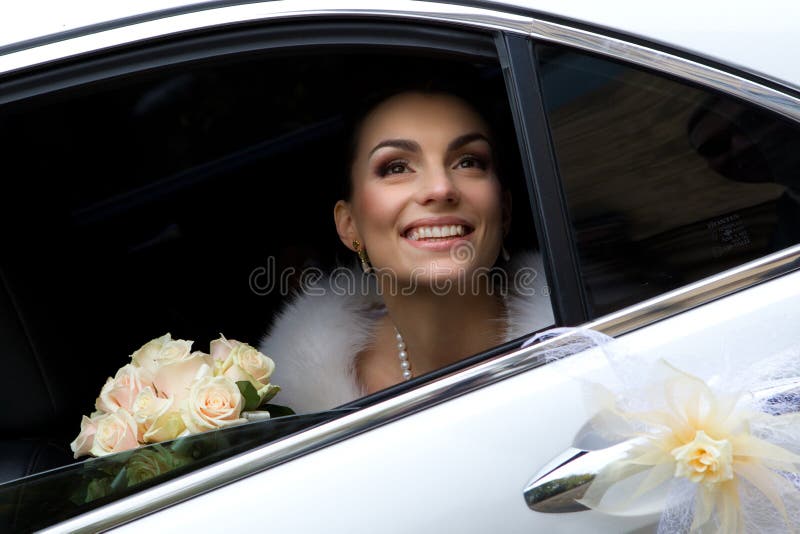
xmin=380 ymin=288 xmax=506 ymax=376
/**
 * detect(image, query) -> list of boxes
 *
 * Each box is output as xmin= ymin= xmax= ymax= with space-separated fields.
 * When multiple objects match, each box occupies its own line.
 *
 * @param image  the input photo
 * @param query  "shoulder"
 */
xmin=259 ymin=272 xmax=381 ymax=413
xmin=503 ymin=250 xmax=555 ymax=341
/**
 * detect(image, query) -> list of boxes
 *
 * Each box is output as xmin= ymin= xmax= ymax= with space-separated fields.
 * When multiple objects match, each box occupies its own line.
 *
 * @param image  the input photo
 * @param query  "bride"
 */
xmin=260 ymin=88 xmax=553 ymax=413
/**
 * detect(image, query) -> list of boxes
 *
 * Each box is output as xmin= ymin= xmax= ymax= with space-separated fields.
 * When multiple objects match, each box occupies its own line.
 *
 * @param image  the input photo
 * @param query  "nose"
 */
xmin=415 ymin=165 xmax=460 ymax=206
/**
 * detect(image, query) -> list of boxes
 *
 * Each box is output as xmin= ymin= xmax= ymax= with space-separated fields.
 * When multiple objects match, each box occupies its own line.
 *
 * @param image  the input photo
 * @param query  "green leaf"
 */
xmin=263 ymin=403 xmax=295 ymax=418
xmin=236 ymin=381 xmax=261 ymax=412
xmin=260 ymin=384 xmax=281 ymax=405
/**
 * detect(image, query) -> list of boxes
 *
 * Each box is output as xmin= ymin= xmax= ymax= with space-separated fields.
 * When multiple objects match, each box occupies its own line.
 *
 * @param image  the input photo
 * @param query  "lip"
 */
xmin=400 ymin=216 xmax=475 ymax=252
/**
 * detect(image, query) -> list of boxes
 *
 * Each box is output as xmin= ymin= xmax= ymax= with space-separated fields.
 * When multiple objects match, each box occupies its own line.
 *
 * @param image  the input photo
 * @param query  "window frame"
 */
xmin=496 ymin=33 xmax=590 ymax=325
xmin=0 ymin=21 xmax=500 ymax=105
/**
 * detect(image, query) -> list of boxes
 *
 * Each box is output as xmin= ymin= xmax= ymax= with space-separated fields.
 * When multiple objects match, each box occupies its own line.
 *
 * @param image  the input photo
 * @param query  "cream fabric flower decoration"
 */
xmin=672 ymin=430 xmax=733 ymax=485
xmin=580 ymin=359 xmax=800 ymax=533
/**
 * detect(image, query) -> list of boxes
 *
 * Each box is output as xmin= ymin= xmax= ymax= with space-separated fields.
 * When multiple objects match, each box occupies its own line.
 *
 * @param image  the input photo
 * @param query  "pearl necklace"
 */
xmin=394 ymin=327 xmax=413 ymax=381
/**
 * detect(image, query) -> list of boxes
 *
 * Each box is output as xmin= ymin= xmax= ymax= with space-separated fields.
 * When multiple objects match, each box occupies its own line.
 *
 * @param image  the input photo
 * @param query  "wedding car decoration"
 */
xmin=70 ymin=333 xmax=281 ymax=458
xmin=536 ymin=329 xmax=800 ymax=533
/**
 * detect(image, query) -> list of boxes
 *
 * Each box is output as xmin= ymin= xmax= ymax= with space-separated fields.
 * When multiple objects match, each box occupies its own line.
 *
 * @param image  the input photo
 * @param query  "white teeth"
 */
xmin=406 ymin=224 xmax=468 ymax=240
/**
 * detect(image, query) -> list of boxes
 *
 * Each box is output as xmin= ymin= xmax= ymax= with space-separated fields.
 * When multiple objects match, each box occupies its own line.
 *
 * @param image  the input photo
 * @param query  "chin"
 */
xmin=395 ymin=259 xmax=499 ymax=295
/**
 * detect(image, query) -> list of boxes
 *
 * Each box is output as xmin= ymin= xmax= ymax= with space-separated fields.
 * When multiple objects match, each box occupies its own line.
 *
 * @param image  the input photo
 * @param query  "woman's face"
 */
xmin=336 ymin=92 xmax=507 ymax=286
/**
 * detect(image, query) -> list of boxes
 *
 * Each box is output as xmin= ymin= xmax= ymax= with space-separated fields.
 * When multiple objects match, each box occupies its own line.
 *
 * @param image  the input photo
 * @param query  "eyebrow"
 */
xmin=368 ymin=132 xmax=491 ymax=158
xmin=368 ymin=139 xmax=421 ymax=157
xmin=447 ymin=132 xmax=491 ymax=152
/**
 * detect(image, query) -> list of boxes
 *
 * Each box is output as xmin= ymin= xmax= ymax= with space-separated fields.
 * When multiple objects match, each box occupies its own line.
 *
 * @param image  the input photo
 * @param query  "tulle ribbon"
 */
xmin=529 ymin=328 xmax=800 ymax=533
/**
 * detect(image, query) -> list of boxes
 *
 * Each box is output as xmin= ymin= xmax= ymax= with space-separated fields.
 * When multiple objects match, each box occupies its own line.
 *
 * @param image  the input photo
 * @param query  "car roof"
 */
xmin=1 ymin=0 xmax=799 ymax=91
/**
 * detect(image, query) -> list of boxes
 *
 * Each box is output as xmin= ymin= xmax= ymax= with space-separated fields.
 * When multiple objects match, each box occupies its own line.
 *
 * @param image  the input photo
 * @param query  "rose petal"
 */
xmin=153 ymin=355 xmax=212 ymax=401
xmin=70 ymin=415 xmax=99 ymax=459
xmin=143 ymin=409 xmax=187 ymax=443
xmin=210 ymin=335 xmax=236 ymax=362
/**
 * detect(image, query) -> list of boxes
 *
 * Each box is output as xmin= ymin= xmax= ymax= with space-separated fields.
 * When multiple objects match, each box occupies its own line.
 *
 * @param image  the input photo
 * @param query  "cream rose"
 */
xmin=143 ymin=410 xmax=187 ymax=443
xmin=215 ymin=340 xmax=277 ymax=403
xmin=671 ymin=430 xmax=734 ymax=485
xmin=89 ymin=409 xmax=140 ymax=457
xmin=70 ymin=415 xmax=99 ymax=459
xmin=182 ymin=375 xmax=246 ymax=433
xmin=212 ymin=335 xmax=278 ymax=387
xmin=152 ymin=353 xmax=213 ymax=401
xmin=230 ymin=343 xmax=275 ymax=385
xmin=132 ymin=387 xmax=184 ymax=443
xmin=96 ymin=364 xmax=153 ymax=414
xmin=131 ymin=333 xmax=193 ymax=374
xmin=213 ymin=337 xmax=275 ymax=385
xmin=95 ymin=378 xmax=117 ymax=413
xmin=210 ymin=335 xmax=239 ymax=362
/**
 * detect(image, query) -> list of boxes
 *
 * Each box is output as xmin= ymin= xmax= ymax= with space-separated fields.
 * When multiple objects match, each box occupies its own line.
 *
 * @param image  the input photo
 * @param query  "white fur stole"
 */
xmin=259 ymin=251 xmax=554 ymax=413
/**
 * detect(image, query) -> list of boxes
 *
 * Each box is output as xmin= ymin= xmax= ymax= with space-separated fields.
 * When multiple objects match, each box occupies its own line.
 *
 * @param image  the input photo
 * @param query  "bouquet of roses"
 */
xmin=70 ymin=333 xmax=281 ymax=459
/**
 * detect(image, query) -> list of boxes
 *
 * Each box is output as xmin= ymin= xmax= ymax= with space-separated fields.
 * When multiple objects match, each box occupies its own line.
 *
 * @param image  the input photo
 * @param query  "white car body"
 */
xmin=1 ymin=1 xmax=799 ymax=532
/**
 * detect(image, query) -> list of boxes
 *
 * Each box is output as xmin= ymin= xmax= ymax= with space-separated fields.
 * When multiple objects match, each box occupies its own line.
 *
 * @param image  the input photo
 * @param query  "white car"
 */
xmin=1 ymin=1 xmax=799 ymax=532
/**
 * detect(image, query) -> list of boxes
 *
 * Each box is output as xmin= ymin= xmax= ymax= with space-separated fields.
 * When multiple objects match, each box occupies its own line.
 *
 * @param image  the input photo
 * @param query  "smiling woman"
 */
xmin=259 ymin=86 xmax=553 ymax=412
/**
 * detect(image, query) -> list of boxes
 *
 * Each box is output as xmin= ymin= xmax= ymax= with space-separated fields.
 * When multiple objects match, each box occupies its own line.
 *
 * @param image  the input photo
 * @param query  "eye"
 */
xmin=379 ymin=160 xmax=411 ymax=177
xmin=454 ymin=155 xmax=487 ymax=170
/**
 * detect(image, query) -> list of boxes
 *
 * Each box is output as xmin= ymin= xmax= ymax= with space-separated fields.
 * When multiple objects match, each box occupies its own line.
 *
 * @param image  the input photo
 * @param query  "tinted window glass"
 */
xmin=0 ymin=410 xmax=353 ymax=531
xmin=537 ymin=45 xmax=800 ymax=317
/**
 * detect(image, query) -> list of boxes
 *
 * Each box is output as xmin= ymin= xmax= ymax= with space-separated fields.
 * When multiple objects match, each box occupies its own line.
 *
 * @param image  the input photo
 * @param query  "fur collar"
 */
xmin=259 ymin=251 xmax=553 ymax=413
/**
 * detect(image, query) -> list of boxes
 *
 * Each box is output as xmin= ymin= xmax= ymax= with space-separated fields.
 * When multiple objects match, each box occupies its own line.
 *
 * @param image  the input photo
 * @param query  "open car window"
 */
xmin=0 ymin=20 xmax=555 ymax=529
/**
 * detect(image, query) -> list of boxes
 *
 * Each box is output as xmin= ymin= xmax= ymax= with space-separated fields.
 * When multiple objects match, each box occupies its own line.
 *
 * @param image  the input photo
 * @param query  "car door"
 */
xmin=103 ymin=9 xmax=800 ymax=534
xmin=109 ymin=268 xmax=800 ymax=534
xmin=1 ymin=2 xmax=799 ymax=533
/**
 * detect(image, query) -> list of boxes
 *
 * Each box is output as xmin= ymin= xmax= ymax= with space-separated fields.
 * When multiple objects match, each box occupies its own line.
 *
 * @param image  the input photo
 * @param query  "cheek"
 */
xmin=466 ymin=180 xmax=505 ymax=231
xmin=350 ymin=183 xmax=413 ymax=271
xmin=352 ymin=183 xmax=404 ymax=238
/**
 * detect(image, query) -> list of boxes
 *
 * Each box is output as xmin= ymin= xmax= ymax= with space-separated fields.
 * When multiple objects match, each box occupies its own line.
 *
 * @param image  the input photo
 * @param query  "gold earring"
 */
xmin=353 ymin=240 xmax=372 ymax=273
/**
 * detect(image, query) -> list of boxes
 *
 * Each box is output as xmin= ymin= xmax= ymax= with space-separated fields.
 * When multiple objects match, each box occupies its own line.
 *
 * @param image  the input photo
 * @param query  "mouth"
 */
xmin=404 ymin=224 xmax=472 ymax=241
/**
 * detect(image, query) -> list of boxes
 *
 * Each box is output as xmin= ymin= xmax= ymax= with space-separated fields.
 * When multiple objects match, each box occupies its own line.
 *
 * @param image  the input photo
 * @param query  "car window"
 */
xmin=535 ymin=44 xmax=800 ymax=317
xmin=0 ymin=25 xmax=554 ymax=526
xmin=0 ymin=409 xmax=354 ymax=532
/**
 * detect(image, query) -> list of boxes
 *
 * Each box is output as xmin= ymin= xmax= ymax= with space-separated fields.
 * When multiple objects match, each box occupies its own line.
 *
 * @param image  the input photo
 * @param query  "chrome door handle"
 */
xmin=522 ymin=439 xmax=646 ymax=513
